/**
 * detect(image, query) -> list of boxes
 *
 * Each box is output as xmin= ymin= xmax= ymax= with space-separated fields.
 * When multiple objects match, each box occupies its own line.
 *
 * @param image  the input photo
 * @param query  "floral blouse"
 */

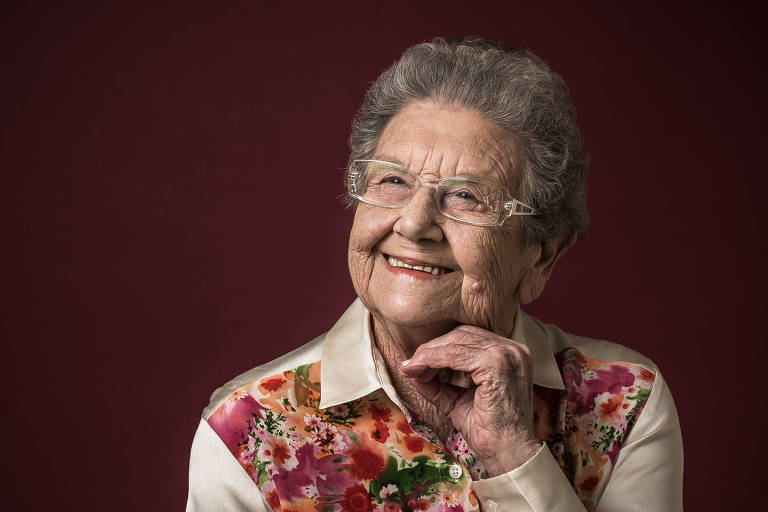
xmin=187 ymin=300 xmax=683 ymax=512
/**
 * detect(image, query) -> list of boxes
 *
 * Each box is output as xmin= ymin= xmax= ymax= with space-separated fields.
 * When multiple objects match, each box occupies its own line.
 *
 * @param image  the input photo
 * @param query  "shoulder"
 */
xmin=201 ymin=332 xmax=327 ymax=419
xmin=526 ymin=312 xmax=660 ymax=376
xmin=523 ymin=315 xmax=681 ymax=507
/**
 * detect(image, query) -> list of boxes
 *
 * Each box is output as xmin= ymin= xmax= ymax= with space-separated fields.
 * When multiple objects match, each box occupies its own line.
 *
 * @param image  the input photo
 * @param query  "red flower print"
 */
xmin=342 ymin=484 xmax=373 ymax=512
xmin=579 ymin=475 xmax=600 ymax=492
xmin=349 ymin=448 xmax=385 ymax=480
xmin=271 ymin=442 xmax=291 ymax=465
xmin=396 ymin=419 xmax=411 ymax=434
xmin=404 ymin=434 xmax=424 ymax=453
xmin=266 ymin=488 xmax=281 ymax=510
xmin=417 ymin=498 xmax=431 ymax=510
xmin=599 ymin=394 xmax=625 ymax=422
xmin=384 ymin=503 xmax=401 ymax=512
xmin=638 ymin=368 xmax=655 ymax=382
xmin=371 ymin=421 xmax=390 ymax=443
xmin=258 ymin=437 xmax=298 ymax=470
xmin=230 ymin=388 xmax=248 ymax=401
xmin=261 ymin=376 xmax=286 ymax=392
xmin=369 ymin=404 xmax=392 ymax=422
xmin=599 ymin=394 xmax=623 ymax=414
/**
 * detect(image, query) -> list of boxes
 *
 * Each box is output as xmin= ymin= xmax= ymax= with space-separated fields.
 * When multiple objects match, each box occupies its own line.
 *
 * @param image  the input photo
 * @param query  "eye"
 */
xmin=447 ymin=189 xmax=481 ymax=204
xmin=454 ymin=190 xmax=478 ymax=202
xmin=440 ymin=187 xmax=490 ymax=213
xmin=382 ymin=175 xmax=407 ymax=185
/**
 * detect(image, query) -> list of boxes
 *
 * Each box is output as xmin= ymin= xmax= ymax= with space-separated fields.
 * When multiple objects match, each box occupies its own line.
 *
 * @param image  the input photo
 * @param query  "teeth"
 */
xmin=387 ymin=256 xmax=448 ymax=275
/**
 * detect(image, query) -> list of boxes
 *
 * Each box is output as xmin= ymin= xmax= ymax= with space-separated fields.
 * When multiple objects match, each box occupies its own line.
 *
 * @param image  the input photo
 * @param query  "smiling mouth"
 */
xmin=383 ymin=254 xmax=454 ymax=276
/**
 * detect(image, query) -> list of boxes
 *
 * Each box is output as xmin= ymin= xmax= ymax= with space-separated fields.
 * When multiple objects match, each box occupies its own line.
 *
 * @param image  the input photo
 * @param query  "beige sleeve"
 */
xmin=471 ymin=372 xmax=683 ymax=512
xmin=471 ymin=443 xmax=586 ymax=511
xmin=597 ymin=372 xmax=684 ymax=511
xmin=186 ymin=418 xmax=271 ymax=512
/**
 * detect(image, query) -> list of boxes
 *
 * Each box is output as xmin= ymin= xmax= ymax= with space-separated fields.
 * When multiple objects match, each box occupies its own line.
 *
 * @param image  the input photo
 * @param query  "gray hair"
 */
xmin=348 ymin=36 xmax=589 ymax=243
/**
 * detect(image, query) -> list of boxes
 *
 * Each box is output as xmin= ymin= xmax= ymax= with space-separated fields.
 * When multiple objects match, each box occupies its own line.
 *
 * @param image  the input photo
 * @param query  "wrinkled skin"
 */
xmin=347 ymin=101 xmax=574 ymax=475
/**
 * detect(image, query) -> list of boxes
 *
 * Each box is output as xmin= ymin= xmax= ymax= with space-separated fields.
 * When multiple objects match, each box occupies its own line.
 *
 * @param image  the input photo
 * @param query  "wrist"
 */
xmin=482 ymin=440 xmax=542 ymax=477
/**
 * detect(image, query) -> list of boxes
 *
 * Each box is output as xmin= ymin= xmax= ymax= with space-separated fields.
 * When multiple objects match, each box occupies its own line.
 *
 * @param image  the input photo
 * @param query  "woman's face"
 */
xmin=348 ymin=101 xmax=544 ymax=338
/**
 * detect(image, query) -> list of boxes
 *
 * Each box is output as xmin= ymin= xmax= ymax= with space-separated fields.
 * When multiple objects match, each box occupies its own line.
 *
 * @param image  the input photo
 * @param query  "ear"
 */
xmin=518 ymin=230 xmax=578 ymax=304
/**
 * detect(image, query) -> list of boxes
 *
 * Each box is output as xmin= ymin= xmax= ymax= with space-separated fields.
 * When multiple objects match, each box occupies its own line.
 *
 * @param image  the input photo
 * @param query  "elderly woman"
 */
xmin=187 ymin=37 xmax=683 ymax=512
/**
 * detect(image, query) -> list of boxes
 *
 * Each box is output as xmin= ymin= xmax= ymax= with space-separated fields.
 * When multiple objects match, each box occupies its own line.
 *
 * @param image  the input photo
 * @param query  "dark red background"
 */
xmin=3 ymin=1 xmax=766 ymax=509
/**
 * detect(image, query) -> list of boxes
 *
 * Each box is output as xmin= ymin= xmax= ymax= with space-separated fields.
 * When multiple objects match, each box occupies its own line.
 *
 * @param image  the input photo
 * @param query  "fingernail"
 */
xmin=401 ymin=359 xmax=411 ymax=366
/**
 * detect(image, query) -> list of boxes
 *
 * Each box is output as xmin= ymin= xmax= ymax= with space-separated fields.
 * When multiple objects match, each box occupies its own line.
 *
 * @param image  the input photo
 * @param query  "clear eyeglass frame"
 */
xmin=346 ymin=159 xmax=538 ymax=227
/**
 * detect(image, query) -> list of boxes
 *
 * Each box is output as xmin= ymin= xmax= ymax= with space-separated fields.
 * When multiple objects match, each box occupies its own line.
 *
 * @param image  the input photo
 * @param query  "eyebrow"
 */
xmin=370 ymin=153 xmax=410 ymax=169
xmin=370 ymin=153 xmax=505 ymax=186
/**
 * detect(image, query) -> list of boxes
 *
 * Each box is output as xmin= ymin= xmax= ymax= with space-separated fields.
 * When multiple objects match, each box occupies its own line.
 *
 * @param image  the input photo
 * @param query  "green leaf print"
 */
xmin=627 ymin=387 xmax=651 ymax=403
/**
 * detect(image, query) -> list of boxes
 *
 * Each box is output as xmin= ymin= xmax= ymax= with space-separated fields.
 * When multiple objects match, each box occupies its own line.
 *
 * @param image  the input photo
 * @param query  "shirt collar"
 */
xmin=319 ymin=298 xmax=564 ymax=409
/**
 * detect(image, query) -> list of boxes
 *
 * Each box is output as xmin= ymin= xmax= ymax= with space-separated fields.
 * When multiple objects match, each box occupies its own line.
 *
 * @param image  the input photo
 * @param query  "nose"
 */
xmin=393 ymin=186 xmax=444 ymax=242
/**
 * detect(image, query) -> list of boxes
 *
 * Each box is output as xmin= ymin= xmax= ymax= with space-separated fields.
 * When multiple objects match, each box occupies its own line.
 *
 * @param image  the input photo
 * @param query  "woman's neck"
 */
xmin=370 ymin=314 xmax=456 ymax=442
xmin=370 ymin=313 xmax=457 ymax=359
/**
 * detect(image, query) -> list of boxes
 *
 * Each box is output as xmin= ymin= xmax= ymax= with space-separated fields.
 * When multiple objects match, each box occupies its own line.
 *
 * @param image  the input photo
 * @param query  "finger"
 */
xmin=408 ymin=377 xmax=470 ymax=417
xmin=402 ymin=344 xmax=477 ymax=372
xmin=402 ymin=364 xmax=473 ymax=389
xmin=414 ymin=324 xmax=528 ymax=352
xmin=402 ymin=364 xmax=439 ymax=383
xmin=436 ymin=368 xmax=473 ymax=388
xmin=403 ymin=343 xmax=527 ymax=378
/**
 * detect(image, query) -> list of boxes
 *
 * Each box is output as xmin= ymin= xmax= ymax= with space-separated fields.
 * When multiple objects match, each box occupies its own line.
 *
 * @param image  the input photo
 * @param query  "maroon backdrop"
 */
xmin=3 ymin=1 xmax=766 ymax=509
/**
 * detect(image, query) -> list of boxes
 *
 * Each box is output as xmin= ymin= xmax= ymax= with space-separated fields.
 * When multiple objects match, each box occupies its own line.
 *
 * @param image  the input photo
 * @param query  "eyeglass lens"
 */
xmin=354 ymin=161 xmax=503 ymax=225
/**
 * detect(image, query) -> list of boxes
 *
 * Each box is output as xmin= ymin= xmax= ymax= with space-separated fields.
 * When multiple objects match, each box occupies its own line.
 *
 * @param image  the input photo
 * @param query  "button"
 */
xmin=448 ymin=463 xmax=463 ymax=479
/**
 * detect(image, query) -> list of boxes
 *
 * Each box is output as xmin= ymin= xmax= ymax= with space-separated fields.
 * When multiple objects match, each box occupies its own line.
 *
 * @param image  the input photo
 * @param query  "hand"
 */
xmin=400 ymin=325 xmax=541 ymax=476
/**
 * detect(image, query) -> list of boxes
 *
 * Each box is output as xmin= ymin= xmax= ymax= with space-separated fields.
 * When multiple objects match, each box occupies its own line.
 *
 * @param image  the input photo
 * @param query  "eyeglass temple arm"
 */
xmin=503 ymin=199 xmax=538 ymax=216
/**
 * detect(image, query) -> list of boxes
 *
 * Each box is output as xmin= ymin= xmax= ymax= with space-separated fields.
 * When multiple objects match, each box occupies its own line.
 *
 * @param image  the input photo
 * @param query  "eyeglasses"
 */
xmin=346 ymin=159 xmax=537 ymax=227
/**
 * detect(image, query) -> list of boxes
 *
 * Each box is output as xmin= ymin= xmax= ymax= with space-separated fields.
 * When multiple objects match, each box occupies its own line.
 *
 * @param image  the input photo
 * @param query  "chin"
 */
xmin=371 ymin=296 xmax=456 ymax=330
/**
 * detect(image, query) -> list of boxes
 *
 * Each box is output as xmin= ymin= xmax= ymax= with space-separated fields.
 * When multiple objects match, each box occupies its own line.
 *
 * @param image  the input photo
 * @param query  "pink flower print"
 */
xmin=595 ymin=365 xmax=635 ymax=394
xmin=379 ymin=484 xmax=398 ymax=499
xmin=560 ymin=350 xmax=587 ymax=388
xmin=258 ymin=436 xmax=298 ymax=471
xmin=316 ymin=454 xmax=355 ymax=498
xmin=332 ymin=404 xmax=350 ymax=416
xmin=410 ymin=423 xmax=437 ymax=444
xmin=441 ymin=492 xmax=460 ymax=507
xmin=449 ymin=432 xmax=469 ymax=455
xmin=305 ymin=413 xmax=324 ymax=431
xmin=315 ymin=423 xmax=338 ymax=446
xmin=574 ymin=364 xmax=635 ymax=415
xmin=239 ymin=435 xmax=258 ymax=464
xmin=331 ymin=430 xmax=348 ymax=452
